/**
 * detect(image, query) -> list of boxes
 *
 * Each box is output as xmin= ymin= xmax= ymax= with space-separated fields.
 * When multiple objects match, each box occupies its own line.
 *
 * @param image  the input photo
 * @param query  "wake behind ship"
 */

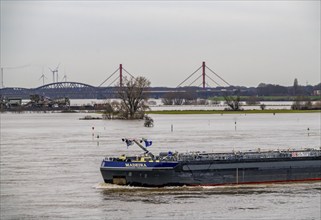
xmin=100 ymin=138 xmax=321 ymax=187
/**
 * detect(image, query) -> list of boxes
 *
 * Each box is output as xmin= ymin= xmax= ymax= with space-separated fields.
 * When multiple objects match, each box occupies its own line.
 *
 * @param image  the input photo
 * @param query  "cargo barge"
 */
xmin=100 ymin=138 xmax=321 ymax=187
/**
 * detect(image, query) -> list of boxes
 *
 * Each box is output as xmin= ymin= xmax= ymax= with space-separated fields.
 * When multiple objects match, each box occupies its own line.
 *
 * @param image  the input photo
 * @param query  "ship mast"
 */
xmin=123 ymin=138 xmax=155 ymax=159
xmin=133 ymin=139 xmax=155 ymax=159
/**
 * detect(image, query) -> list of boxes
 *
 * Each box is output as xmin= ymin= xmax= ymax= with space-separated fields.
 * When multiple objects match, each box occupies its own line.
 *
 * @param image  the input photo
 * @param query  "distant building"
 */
xmin=8 ymin=98 xmax=22 ymax=107
xmin=313 ymin=90 xmax=321 ymax=96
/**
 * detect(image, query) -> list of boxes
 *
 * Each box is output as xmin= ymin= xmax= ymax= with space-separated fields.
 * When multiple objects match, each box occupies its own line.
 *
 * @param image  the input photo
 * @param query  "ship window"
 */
xmin=144 ymin=174 xmax=148 ymax=178
xmin=128 ymin=172 xmax=132 ymax=177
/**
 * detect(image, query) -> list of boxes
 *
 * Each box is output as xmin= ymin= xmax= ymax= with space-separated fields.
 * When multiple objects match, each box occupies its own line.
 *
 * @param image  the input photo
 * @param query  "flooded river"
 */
xmin=1 ymin=112 xmax=320 ymax=219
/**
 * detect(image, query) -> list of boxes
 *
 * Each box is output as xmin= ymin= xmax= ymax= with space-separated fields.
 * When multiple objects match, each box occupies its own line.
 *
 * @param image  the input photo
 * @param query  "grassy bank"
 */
xmin=146 ymin=109 xmax=321 ymax=115
xmin=209 ymin=96 xmax=321 ymax=102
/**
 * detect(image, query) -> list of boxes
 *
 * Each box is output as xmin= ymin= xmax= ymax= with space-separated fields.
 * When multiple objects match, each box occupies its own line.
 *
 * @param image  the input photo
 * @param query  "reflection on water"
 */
xmin=96 ymin=182 xmax=321 ymax=197
xmin=1 ymin=112 xmax=320 ymax=219
xmin=95 ymin=182 xmax=321 ymax=219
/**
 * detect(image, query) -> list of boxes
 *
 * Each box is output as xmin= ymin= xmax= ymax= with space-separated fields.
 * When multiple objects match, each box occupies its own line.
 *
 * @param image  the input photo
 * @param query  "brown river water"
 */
xmin=1 ymin=112 xmax=320 ymax=219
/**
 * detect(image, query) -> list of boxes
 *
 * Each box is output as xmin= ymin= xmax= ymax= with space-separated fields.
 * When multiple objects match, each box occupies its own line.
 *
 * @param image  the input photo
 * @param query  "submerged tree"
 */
xmin=117 ymin=76 xmax=151 ymax=119
xmin=223 ymin=91 xmax=241 ymax=111
xmin=172 ymin=92 xmax=185 ymax=105
xmin=291 ymin=96 xmax=312 ymax=110
xmin=103 ymin=102 xmax=115 ymax=119
xmin=224 ymin=95 xmax=241 ymax=111
xmin=260 ymin=103 xmax=266 ymax=110
xmin=161 ymin=92 xmax=175 ymax=105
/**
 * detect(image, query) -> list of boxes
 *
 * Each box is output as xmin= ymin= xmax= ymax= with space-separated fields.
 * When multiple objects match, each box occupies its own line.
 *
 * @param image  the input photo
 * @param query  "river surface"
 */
xmin=68 ymin=99 xmax=294 ymax=110
xmin=1 ymin=112 xmax=320 ymax=219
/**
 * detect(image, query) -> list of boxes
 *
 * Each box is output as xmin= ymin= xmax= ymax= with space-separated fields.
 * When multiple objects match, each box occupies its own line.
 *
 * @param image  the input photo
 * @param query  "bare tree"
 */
xmin=117 ymin=76 xmax=151 ymax=119
xmin=291 ymin=96 xmax=312 ymax=110
xmin=183 ymin=89 xmax=197 ymax=105
xmin=162 ymin=90 xmax=197 ymax=105
xmin=173 ymin=98 xmax=184 ymax=105
xmin=197 ymin=99 xmax=208 ymax=105
xmin=162 ymin=92 xmax=174 ymax=105
xmin=260 ymin=103 xmax=266 ymax=110
xmin=223 ymin=92 xmax=241 ymax=111
xmin=103 ymin=102 xmax=115 ymax=119
xmin=173 ymin=92 xmax=185 ymax=105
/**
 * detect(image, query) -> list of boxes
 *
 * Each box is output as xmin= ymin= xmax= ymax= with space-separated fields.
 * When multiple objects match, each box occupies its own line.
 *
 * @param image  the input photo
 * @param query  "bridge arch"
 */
xmin=35 ymin=82 xmax=96 ymax=90
xmin=34 ymin=82 xmax=98 ymax=99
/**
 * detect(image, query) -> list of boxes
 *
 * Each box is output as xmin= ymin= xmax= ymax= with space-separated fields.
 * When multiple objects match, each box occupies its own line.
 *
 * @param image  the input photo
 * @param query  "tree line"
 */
xmin=102 ymin=77 xmax=320 ymax=119
xmin=257 ymin=79 xmax=320 ymax=96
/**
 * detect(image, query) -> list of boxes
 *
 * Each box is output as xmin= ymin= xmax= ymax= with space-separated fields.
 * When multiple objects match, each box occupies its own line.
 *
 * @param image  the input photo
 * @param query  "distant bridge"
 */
xmin=0 ymin=62 xmax=241 ymax=99
xmin=34 ymin=82 xmax=102 ymax=99
xmin=0 ymin=82 xmax=116 ymax=99
xmin=0 ymin=82 xmax=240 ymax=100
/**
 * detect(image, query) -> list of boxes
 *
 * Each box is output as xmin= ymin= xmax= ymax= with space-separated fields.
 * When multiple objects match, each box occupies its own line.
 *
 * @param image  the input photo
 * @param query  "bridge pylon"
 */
xmin=99 ymin=64 xmax=135 ymax=87
xmin=177 ymin=61 xmax=230 ymax=88
xmin=119 ymin=64 xmax=123 ymax=87
xmin=202 ymin=61 xmax=206 ymax=89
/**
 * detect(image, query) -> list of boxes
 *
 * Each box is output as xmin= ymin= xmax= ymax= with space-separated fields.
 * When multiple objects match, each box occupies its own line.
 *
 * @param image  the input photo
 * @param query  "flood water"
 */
xmin=1 ymin=112 xmax=320 ymax=219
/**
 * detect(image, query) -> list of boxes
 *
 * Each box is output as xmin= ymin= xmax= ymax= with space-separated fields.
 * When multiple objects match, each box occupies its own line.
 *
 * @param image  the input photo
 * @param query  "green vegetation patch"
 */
xmin=209 ymin=96 xmax=321 ymax=102
xmin=146 ymin=109 xmax=321 ymax=115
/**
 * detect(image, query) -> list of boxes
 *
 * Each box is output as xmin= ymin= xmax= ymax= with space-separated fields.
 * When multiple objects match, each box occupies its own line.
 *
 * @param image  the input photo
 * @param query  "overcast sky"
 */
xmin=1 ymin=1 xmax=320 ymax=88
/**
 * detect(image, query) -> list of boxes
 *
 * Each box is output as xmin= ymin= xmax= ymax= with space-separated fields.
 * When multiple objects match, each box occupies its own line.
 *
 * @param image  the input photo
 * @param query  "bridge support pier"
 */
xmin=202 ymin=61 xmax=206 ymax=89
xmin=120 ymin=64 xmax=123 ymax=87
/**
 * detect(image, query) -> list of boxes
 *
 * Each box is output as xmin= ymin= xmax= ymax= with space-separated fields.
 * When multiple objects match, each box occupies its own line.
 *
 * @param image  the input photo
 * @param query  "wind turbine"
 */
xmin=38 ymin=67 xmax=48 ymax=85
xmin=49 ymin=63 xmax=60 ymax=83
xmin=62 ymin=67 xmax=67 ymax=82
xmin=39 ymin=73 xmax=47 ymax=85
xmin=49 ymin=67 xmax=56 ymax=83
xmin=62 ymin=75 xmax=67 ymax=82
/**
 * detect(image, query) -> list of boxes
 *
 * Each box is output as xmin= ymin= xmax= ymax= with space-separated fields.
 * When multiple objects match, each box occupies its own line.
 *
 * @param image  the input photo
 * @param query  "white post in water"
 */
xmin=92 ymin=126 xmax=95 ymax=140
xmin=97 ymin=134 xmax=100 ymax=146
xmin=236 ymin=168 xmax=239 ymax=184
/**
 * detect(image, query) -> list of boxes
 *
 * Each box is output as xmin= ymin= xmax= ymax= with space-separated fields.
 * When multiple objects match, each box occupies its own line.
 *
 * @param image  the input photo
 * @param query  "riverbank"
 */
xmin=209 ymin=96 xmax=321 ymax=102
xmin=147 ymin=109 xmax=321 ymax=114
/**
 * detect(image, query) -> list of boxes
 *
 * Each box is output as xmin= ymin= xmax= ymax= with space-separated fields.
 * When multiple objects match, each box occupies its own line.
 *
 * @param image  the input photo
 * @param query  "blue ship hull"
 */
xmin=100 ymin=157 xmax=321 ymax=187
